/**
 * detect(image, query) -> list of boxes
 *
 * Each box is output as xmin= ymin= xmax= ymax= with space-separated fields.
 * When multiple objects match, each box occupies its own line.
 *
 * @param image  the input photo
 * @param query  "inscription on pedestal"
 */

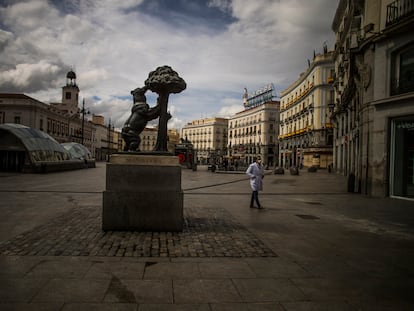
xmin=110 ymin=154 xmax=178 ymax=166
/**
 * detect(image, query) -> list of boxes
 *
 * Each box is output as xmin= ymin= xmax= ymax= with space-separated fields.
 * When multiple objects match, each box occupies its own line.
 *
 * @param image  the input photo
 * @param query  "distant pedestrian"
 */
xmin=223 ymin=158 xmax=228 ymax=171
xmin=246 ymin=156 xmax=264 ymax=209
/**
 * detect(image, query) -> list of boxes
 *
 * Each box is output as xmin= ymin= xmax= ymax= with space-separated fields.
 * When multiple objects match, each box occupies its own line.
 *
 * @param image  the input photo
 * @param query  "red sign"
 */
xmin=178 ymin=153 xmax=185 ymax=163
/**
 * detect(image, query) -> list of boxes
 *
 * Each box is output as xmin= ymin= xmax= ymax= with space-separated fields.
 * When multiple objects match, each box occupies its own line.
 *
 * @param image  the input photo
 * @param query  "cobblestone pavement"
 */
xmin=0 ymin=204 xmax=276 ymax=258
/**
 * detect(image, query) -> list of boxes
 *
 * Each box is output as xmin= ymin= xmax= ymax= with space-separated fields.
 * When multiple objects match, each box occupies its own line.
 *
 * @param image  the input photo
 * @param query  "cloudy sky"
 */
xmin=0 ymin=0 xmax=339 ymax=130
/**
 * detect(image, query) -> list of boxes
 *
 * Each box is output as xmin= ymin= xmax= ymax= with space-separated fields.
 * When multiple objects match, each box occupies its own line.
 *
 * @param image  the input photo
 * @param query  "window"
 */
xmin=14 ymin=116 xmax=21 ymax=124
xmin=65 ymin=92 xmax=71 ymax=100
xmin=0 ymin=111 xmax=4 ymax=123
xmin=390 ymin=117 xmax=414 ymax=198
xmin=392 ymin=44 xmax=414 ymax=95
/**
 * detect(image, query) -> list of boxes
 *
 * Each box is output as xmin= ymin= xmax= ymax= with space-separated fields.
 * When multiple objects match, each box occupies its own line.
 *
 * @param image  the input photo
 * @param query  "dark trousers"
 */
xmin=250 ymin=190 xmax=261 ymax=207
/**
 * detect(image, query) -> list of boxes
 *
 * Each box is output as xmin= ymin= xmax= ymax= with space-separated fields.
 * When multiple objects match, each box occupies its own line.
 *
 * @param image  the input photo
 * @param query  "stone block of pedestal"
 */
xmin=102 ymin=153 xmax=183 ymax=231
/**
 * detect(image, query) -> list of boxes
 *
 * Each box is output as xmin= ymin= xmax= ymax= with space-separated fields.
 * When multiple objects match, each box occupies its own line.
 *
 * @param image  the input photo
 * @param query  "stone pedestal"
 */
xmin=102 ymin=153 xmax=183 ymax=231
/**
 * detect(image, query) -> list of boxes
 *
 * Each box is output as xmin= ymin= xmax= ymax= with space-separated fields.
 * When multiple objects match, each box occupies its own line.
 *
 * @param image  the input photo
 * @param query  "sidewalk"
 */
xmin=0 ymin=164 xmax=414 ymax=310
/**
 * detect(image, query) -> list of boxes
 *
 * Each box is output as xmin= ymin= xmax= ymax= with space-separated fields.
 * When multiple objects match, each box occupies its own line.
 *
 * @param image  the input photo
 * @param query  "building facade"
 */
xmin=136 ymin=127 xmax=180 ymax=153
xmin=0 ymin=92 xmax=96 ymax=154
xmin=279 ymin=51 xmax=335 ymax=169
xmin=181 ymin=117 xmax=228 ymax=164
xmin=91 ymin=115 xmax=121 ymax=161
xmin=228 ymin=100 xmax=279 ymax=167
xmin=167 ymin=128 xmax=180 ymax=153
xmin=332 ymin=0 xmax=414 ymax=198
xmin=0 ymin=71 xmax=121 ymax=159
xmin=139 ymin=127 xmax=158 ymax=152
xmin=0 ymin=93 xmax=67 ymax=139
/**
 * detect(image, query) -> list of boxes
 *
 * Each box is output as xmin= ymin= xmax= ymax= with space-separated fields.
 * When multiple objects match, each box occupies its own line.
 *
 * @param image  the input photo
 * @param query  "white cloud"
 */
xmin=207 ymin=0 xmax=232 ymax=13
xmin=217 ymin=105 xmax=241 ymax=119
xmin=2 ymin=0 xmax=59 ymax=30
xmin=0 ymin=61 xmax=63 ymax=92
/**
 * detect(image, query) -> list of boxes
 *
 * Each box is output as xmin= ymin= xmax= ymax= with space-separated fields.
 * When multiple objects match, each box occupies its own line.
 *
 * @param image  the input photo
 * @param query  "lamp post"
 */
xmin=81 ymin=99 xmax=90 ymax=145
xmin=107 ymin=118 xmax=114 ymax=156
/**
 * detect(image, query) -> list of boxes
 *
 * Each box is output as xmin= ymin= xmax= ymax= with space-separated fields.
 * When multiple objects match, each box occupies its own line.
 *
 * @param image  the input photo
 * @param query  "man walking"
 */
xmin=246 ymin=156 xmax=264 ymax=209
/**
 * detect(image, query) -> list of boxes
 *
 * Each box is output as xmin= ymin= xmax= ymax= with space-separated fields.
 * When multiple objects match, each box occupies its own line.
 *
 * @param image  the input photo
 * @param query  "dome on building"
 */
xmin=66 ymin=70 xmax=76 ymax=79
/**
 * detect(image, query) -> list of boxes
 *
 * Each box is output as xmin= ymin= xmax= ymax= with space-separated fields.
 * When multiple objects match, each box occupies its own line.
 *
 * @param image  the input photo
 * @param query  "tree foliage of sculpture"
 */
xmin=145 ymin=66 xmax=186 ymax=152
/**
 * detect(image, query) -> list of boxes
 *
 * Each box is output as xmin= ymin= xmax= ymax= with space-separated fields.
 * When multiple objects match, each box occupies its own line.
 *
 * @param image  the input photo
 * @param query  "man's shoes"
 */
xmin=250 ymin=205 xmax=264 ymax=209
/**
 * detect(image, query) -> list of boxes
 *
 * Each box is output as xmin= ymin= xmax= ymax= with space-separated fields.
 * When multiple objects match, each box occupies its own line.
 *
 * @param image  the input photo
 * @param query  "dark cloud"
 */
xmin=136 ymin=0 xmax=237 ymax=33
xmin=49 ymin=0 xmax=83 ymax=15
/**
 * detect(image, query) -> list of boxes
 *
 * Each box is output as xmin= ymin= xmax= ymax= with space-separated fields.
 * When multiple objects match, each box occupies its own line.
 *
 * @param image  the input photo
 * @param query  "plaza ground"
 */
xmin=0 ymin=163 xmax=413 ymax=310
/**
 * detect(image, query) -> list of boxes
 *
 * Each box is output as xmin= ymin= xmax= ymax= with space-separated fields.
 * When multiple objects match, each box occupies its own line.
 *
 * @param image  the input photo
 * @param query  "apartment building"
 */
xmin=181 ymin=117 xmax=228 ymax=164
xmin=279 ymin=50 xmax=335 ymax=169
xmin=332 ymin=0 xmax=414 ymax=198
xmin=91 ymin=115 xmax=121 ymax=160
xmin=228 ymin=96 xmax=279 ymax=167
xmin=138 ymin=127 xmax=158 ymax=152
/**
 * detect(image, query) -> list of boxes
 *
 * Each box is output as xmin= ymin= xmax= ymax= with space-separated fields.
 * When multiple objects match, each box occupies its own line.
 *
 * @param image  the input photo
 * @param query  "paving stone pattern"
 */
xmin=0 ymin=205 xmax=276 ymax=258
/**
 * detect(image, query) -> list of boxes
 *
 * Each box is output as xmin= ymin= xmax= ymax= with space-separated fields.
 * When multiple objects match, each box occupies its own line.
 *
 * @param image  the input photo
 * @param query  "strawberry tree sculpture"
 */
xmin=145 ymin=66 xmax=186 ymax=152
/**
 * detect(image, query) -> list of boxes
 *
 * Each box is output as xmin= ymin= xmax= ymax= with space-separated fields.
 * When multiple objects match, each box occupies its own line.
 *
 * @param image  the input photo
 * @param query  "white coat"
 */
xmin=246 ymin=162 xmax=264 ymax=191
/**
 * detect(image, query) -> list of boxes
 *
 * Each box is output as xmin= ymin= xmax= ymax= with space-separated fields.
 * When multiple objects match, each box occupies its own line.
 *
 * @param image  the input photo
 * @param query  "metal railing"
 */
xmin=386 ymin=0 xmax=414 ymax=26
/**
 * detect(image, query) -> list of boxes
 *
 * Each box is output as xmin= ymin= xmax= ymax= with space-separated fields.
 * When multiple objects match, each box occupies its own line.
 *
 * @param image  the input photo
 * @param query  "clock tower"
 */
xmin=61 ymin=70 xmax=80 ymax=116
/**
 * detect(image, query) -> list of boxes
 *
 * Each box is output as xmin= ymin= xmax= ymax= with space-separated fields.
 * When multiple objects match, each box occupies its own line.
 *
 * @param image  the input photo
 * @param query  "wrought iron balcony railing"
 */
xmin=386 ymin=0 xmax=414 ymax=26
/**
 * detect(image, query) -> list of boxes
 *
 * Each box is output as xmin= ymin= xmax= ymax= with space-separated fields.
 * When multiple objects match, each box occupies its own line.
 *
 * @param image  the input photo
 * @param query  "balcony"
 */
xmin=386 ymin=0 xmax=414 ymax=26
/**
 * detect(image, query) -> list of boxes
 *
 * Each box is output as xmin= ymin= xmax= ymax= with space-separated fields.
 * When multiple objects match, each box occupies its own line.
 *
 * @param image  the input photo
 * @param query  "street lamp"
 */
xmin=107 ymin=118 xmax=114 ymax=155
xmin=81 ymin=99 xmax=90 ymax=145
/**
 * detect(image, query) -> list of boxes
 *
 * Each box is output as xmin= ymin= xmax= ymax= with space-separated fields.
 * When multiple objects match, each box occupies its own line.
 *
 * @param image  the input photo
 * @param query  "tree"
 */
xmin=145 ymin=66 xmax=186 ymax=152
